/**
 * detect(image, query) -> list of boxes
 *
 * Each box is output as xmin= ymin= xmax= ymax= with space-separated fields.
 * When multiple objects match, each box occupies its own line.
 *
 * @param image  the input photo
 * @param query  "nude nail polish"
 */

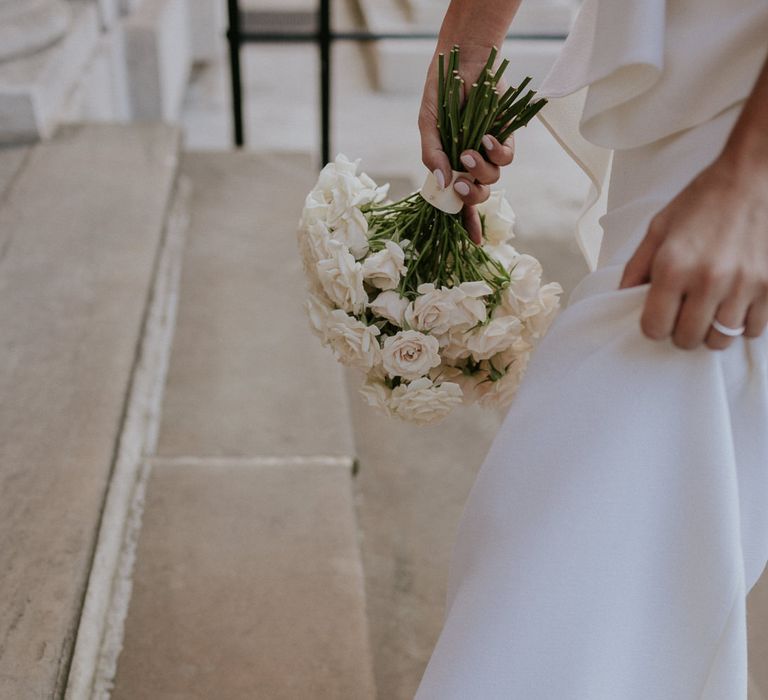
xmin=454 ymin=180 xmax=470 ymax=196
xmin=460 ymin=153 xmax=477 ymax=169
xmin=482 ymin=135 xmax=494 ymax=150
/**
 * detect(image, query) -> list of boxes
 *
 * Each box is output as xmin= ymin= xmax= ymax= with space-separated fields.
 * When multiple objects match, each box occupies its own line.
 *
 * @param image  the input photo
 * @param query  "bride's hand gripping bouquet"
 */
xmin=297 ymin=46 xmax=563 ymax=426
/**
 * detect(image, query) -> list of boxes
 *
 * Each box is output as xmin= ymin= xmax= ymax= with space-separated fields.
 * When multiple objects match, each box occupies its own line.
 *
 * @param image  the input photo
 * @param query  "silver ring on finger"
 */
xmin=711 ymin=318 xmax=746 ymax=337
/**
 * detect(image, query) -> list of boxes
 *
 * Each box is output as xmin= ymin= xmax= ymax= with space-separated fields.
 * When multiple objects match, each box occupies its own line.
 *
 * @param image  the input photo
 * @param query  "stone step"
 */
xmin=154 ymin=151 xmax=356 ymax=460
xmin=111 ymin=150 xmax=374 ymax=698
xmin=0 ymin=122 xmax=182 ymax=699
xmin=112 ymin=457 xmax=375 ymax=700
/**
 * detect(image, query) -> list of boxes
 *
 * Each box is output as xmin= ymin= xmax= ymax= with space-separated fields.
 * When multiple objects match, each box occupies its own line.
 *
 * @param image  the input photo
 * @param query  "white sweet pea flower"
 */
xmin=483 ymin=242 xmax=520 ymax=271
xmin=358 ymin=171 xmax=390 ymax=204
xmin=362 ymin=240 xmax=407 ymax=290
xmin=316 ymin=240 xmax=368 ymax=314
xmin=300 ymin=189 xmax=331 ymax=229
xmin=389 ymin=377 xmax=463 ymax=425
xmin=331 ymin=206 xmax=369 ymax=259
xmin=304 ymin=293 xmax=333 ymax=343
xmin=508 ymin=254 xmax=543 ymax=303
xmin=359 ymin=375 xmax=393 ymax=416
xmin=381 ymin=329 xmax=441 ymax=380
xmin=303 ymin=220 xmax=333 ymax=263
xmin=313 ymin=155 xmax=388 ymax=226
xmin=524 ymin=282 xmax=563 ymax=338
xmin=325 ymin=309 xmax=382 ymax=370
xmin=477 ymin=190 xmax=516 ymax=245
xmin=465 ymin=315 xmax=524 ymax=361
xmin=404 ymin=283 xmax=459 ymax=336
xmin=368 ymin=290 xmax=409 ymax=327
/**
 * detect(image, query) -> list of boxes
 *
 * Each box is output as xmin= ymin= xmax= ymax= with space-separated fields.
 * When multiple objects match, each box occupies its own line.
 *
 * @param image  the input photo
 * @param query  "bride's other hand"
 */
xmin=618 ymin=154 xmax=768 ymax=350
xmin=620 ymin=53 xmax=768 ymax=351
xmin=419 ymin=50 xmax=515 ymax=245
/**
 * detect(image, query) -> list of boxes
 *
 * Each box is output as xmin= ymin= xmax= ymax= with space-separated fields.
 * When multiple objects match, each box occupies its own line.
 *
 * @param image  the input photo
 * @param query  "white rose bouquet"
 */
xmin=298 ymin=46 xmax=563 ymax=425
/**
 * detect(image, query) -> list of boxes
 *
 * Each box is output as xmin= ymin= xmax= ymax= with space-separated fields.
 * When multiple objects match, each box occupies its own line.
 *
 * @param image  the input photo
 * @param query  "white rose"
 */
xmin=449 ymin=281 xmax=492 ymax=330
xmin=381 ymin=330 xmax=441 ymax=380
xmin=484 ymin=242 xmax=520 ymax=271
xmin=477 ymin=190 xmax=516 ymax=245
xmin=465 ymin=315 xmax=524 ymax=361
xmin=475 ymin=368 xmax=521 ymax=408
xmin=404 ymin=283 xmax=458 ymax=336
xmin=429 ymin=364 xmax=485 ymax=405
xmin=362 ymin=240 xmax=407 ymax=290
xmin=304 ymin=293 xmax=333 ymax=343
xmin=359 ymin=376 xmax=393 ymax=416
xmin=525 ymin=282 xmax=562 ymax=338
xmin=439 ymin=328 xmax=472 ymax=362
xmin=368 ymin=290 xmax=409 ymax=326
xmin=389 ymin=378 xmax=463 ymax=425
xmin=325 ymin=309 xmax=382 ymax=370
xmin=316 ymin=240 xmax=368 ymax=314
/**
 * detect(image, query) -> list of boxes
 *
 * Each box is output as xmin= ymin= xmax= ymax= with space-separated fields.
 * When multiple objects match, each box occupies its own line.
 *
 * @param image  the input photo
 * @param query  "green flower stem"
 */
xmin=363 ymin=46 xmax=545 ymax=305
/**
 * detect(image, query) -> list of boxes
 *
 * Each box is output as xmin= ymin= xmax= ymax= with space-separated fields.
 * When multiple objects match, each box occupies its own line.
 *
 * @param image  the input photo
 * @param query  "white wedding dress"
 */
xmin=414 ymin=1 xmax=768 ymax=698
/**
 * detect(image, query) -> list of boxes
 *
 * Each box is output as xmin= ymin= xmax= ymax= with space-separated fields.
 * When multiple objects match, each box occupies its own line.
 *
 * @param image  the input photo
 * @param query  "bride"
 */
xmin=413 ymin=0 xmax=768 ymax=697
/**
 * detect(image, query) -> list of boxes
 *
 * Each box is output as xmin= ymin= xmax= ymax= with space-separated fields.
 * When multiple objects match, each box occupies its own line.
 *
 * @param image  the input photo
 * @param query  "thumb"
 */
xmin=619 ymin=224 xmax=664 ymax=289
xmin=419 ymin=107 xmax=452 ymax=188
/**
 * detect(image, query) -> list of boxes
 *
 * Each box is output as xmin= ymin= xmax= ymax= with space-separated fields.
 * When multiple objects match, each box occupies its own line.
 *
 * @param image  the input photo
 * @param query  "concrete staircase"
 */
xmin=1 ymin=123 xmax=767 ymax=700
xmin=109 ymin=151 xmax=374 ymax=700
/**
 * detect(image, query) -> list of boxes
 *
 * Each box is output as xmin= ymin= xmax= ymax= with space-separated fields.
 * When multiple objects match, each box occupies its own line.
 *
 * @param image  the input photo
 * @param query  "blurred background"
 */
xmin=0 ymin=1 xmax=765 ymax=699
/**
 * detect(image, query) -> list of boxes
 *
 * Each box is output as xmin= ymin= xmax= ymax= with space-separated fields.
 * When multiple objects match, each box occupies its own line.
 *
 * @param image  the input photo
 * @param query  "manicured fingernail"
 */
xmin=454 ymin=180 xmax=470 ymax=196
xmin=460 ymin=153 xmax=476 ymax=169
xmin=433 ymin=169 xmax=445 ymax=189
xmin=482 ymin=134 xmax=494 ymax=150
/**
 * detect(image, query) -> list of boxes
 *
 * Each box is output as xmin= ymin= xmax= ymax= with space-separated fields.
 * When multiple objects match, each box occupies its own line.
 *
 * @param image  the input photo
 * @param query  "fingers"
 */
xmin=480 ymin=134 xmax=515 ymax=167
xmin=704 ymin=288 xmax=752 ymax=349
xmin=453 ymin=177 xmax=490 ymax=207
xmin=418 ymin=106 xmax=452 ymax=186
xmin=460 ymin=150 xmax=500 ymax=186
xmin=620 ymin=219 xmax=666 ymax=289
xmin=463 ymin=205 xmax=482 ymax=245
xmin=673 ymin=291 xmax=722 ymax=349
xmin=641 ymin=282 xmax=684 ymax=342
xmin=745 ymin=290 xmax=768 ymax=338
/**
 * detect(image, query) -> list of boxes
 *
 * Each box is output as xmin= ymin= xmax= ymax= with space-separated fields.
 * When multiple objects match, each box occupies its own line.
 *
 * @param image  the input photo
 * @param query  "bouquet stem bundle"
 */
xmin=363 ymin=46 xmax=546 ymax=304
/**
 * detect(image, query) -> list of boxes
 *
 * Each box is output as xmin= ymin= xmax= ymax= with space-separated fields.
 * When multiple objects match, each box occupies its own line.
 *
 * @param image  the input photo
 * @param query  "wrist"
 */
xmin=720 ymin=122 xmax=768 ymax=183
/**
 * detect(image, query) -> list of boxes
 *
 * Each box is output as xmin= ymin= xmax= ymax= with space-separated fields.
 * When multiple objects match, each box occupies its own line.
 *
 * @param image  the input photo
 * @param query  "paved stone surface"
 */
xmin=0 ymin=123 xmax=180 ymax=698
xmin=0 ymin=144 xmax=28 ymax=199
xmin=750 ymin=573 xmax=768 ymax=698
xmin=155 ymin=150 xmax=356 ymax=459
xmin=112 ymin=459 xmax=376 ymax=700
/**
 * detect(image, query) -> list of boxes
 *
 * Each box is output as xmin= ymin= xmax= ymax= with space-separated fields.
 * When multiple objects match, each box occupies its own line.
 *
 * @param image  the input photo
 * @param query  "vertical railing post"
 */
xmin=318 ymin=0 xmax=331 ymax=166
xmin=227 ymin=0 xmax=245 ymax=147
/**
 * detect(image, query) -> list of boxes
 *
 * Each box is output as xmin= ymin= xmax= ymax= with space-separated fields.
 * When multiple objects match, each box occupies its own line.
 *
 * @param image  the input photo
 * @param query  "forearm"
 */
xmin=721 ymin=52 xmax=768 ymax=177
xmin=437 ymin=0 xmax=523 ymax=53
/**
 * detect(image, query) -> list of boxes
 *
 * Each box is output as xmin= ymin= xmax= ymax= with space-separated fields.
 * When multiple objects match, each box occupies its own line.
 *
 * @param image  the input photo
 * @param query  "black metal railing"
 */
xmin=226 ymin=0 xmax=565 ymax=166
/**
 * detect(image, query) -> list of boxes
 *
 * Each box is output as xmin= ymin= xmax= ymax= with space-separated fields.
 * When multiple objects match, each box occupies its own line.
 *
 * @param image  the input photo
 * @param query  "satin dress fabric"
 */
xmin=413 ymin=2 xmax=768 ymax=694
